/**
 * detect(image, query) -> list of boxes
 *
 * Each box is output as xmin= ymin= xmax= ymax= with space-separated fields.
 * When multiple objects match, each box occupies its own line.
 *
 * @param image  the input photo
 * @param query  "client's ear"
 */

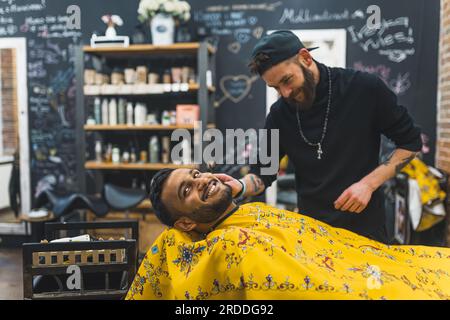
xmin=173 ymin=217 xmax=197 ymax=232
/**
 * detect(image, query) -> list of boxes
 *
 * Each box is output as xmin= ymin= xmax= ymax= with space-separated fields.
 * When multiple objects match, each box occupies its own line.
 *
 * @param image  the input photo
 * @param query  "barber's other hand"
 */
xmin=214 ymin=173 xmax=243 ymax=197
xmin=334 ymin=181 xmax=374 ymax=213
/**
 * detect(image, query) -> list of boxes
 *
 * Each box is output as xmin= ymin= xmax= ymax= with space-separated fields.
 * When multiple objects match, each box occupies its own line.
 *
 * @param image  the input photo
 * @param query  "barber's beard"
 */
xmin=192 ymin=184 xmax=233 ymax=224
xmin=286 ymin=64 xmax=316 ymax=111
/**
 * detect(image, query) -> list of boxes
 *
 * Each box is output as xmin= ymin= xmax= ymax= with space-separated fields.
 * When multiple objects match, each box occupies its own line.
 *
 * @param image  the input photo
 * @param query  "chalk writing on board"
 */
xmin=0 ymin=0 xmax=46 ymax=15
xmin=0 ymin=16 xmax=13 ymax=24
xmin=0 ymin=23 xmax=17 ymax=35
xmin=378 ymin=49 xmax=415 ymax=63
xmin=389 ymin=72 xmax=411 ymax=96
xmin=28 ymin=60 xmax=47 ymax=79
xmin=253 ymin=26 xmax=264 ymax=39
xmin=353 ymin=61 xmax=411 ymax=95
xmin=195 ymin=10 xmax=261 ymax=44
xmin=279 ymin=8 xmax=364 ymax=24
xmin=227 ymin=41 xmax=241 ymax=54
xmin=234 ymin=28 xmax=252 ymax=43
xmin=347 ymin=17 xmax=415 ymax=63
xmin=21 ymin=15 xmax=82 ymax=40
xmin=205 ymin=2 xmax=282 ymax=12
xmin=216 ymin=74 xmax=258 ymax=107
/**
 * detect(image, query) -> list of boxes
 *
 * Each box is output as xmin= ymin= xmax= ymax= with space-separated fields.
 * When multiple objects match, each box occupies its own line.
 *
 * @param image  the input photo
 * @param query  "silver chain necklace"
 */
xmin=295 ymin=66 xmax=332 ymax=160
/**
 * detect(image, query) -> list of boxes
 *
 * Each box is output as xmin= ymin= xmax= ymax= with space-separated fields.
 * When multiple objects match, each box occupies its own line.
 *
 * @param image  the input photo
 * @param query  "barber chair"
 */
xmin=388 ymin=168 xmax=448 ymax=246
xmin=29 ymin=190 xmax=109 ymax=243
xmin=103 ymin=184 xmax=147 ymax=218
xmin=35 ymin=190 xmax=109 ymax=219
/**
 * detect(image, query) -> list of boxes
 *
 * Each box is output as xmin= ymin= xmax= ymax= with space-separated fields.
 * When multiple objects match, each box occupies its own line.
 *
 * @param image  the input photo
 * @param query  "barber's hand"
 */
xmin=334 ymin=181 xmax=374 ymax=213
xmin=214 ymin=173 xmax=243 ymax=197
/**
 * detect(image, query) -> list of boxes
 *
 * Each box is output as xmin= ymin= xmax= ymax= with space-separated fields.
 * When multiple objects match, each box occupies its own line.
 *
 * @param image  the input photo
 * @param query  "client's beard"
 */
xmin=286 ymin=64 xmax=316 ymax=111
xmin=191 ymin=184 xmax=233 ymax=224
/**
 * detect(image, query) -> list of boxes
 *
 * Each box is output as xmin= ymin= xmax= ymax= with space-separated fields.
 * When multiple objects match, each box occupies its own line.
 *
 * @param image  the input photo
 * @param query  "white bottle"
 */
xmin=95 ymin=141 xmax=102 ymax=162
xmin=109 ymin=98 xmax=117 ymax=125
xmin=94 ymin=97 xmax=101 ymax=124
xmin=149 ymin=136 xmax=159 ymax=163
xmin=112 ymin=146 xmax=120 ymax=164
xmin=134 ymin=103 xmax=141 ymax=126
xmin=135 ymin=103 xmax=147 ymax=126
xmin=117 ymin=98 xmax=126 ymax=124
xmin=101 ymin=98 xmax=109 ymax=125
xmin=126 ymin=102 xmax=134 ymax=125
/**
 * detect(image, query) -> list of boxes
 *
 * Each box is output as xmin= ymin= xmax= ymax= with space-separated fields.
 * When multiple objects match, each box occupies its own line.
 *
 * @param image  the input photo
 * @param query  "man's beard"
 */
xmin=286 ymin=63 xmax=316 ymax=111
xmin=192 ymin=184 xmax=233 ymax=224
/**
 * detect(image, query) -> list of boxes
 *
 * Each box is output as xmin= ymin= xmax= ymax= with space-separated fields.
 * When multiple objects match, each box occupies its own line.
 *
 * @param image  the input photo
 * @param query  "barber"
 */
xmin=215 ymin=30 xmax=422 ymax=243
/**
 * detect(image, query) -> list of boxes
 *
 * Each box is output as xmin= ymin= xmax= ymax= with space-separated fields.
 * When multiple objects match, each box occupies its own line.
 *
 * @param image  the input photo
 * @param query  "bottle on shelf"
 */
xmin=130 ymin=146 xmax=137 ymax=163
xmin=140 ymin=150 xmax=148 ymax=163
xmin=126 ymin=101 xmax=134 ymax=125
xmin=86 ymin=115 xmax=96 ymax=125
xmin=112 ymin=146 xmax=120 ymax=164
xmin=109 ymin=98 xmax=117 ymax=125
xmin=170 ymin=111 xmax=177 ymax=125
xmin=122 ymin=151 xmax=130 ymax=163
xmin=94 ymin=97 xmax=101 ymax=124
xmin=161 ymin=110 xmax=171 ymax=126
xmin=105 ymin=143 xmax=113 ymax=162
xmin=161 ymin=136 xmax=170 ymax=164
xmin=118 ymin=98 xmax=126 ymax=125
xmin=101 ymin=98 xmax=109 ymax=125
xmin=95 ymin=140 xmax=102 ymax=162
xmin=149 ymin=136 xmax=159 ymax=163
xmin=134 ymin=102 xmax=147 ymax=126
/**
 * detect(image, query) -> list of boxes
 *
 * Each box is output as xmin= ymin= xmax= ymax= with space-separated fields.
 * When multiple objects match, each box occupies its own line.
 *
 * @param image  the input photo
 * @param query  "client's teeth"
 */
xmin=207 ymin=184 xmax=216 ymax=198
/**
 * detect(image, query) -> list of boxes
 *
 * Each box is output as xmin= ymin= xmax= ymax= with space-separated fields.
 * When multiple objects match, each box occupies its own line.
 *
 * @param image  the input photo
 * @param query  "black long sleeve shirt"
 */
xmin=250 ymin=61 xmax=422 ymax=242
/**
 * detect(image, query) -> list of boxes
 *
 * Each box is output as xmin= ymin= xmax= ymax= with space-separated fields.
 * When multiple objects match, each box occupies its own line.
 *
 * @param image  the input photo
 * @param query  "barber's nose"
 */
xmin=280 ymin=86 xmax=292 ymax=98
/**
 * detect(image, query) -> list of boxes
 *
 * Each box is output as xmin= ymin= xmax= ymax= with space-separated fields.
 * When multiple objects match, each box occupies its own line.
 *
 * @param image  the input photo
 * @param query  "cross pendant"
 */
xmin=317 ymin=143 xmax=323 ymax=160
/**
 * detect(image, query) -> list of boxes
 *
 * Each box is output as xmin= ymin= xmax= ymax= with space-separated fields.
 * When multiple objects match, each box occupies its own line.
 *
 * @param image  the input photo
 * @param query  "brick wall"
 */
xmin=0 ymin=48 xmax=19 ymax=156
xmin=436 ymin=0 xmax=450 ymax=245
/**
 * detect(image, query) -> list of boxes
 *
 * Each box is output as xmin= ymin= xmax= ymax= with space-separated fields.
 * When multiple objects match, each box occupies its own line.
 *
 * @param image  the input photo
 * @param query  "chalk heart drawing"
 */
xmin=253 ymin=26 xmax=264 ymax=39
xmin=228 ymin=41 xmax=241 ymax=54
xmin=220 ymin=75 xmax=252 ymax=103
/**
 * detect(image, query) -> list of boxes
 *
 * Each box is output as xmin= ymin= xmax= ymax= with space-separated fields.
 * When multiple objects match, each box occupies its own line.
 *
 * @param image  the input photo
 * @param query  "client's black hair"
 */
xmin=148 ymin=168 xmax=176 ymax=226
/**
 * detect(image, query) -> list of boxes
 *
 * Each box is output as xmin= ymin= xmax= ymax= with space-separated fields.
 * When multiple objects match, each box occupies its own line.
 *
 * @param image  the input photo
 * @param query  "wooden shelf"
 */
xmin=84 ymin=124 xmax=195 ymax=131
xmin=85 ymin=161 xmax=197 ymax=171
xmin=83 ymin=43 xmax=216 ymax=56
xmin=85 ymin=123 xmax=216 ymax=131
xmin=83 ymin=83 xmax=215 ymax=96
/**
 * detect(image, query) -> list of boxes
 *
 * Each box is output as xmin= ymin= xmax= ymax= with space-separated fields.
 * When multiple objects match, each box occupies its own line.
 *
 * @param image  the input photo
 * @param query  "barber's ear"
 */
xmin=298 ymin=48 xmax=312 ymax=65
xmin=173 ymin=217 xmax=197 ymax=232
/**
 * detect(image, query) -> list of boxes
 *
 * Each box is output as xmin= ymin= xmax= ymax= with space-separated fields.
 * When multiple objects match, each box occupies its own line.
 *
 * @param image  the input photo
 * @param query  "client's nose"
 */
xmin=196 ymin=173 xmax=212 ymax=192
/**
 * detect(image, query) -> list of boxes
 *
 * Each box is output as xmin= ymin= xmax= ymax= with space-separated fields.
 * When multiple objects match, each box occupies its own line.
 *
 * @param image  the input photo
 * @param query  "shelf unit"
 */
xmin=83 ymin=83 xmax=216 ymax=96
xmin=84 ymin=161 xmax=197 ymax=171
xmin=75 ymin=42 xmax=216 ymax=194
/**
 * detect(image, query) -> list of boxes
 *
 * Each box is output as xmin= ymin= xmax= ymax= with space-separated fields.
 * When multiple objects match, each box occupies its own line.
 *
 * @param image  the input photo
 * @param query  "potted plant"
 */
xmin=138 ymin=0 xmax=191 ymax=45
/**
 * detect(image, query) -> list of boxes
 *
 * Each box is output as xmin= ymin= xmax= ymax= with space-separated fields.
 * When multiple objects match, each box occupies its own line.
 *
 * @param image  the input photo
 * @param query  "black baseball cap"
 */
xmin=250 ymin=30 xmax=319 ymax=75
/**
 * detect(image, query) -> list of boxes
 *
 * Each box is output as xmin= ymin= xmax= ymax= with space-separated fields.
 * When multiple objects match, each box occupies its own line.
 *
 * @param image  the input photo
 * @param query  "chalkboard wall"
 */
xmin=0 ymin=0 xmax=440 ymax=199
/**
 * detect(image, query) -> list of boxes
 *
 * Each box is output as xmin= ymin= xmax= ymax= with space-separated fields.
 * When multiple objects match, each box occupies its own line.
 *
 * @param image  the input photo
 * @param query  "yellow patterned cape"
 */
xmin=126 ymin=202 xmax=450 ymax=300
